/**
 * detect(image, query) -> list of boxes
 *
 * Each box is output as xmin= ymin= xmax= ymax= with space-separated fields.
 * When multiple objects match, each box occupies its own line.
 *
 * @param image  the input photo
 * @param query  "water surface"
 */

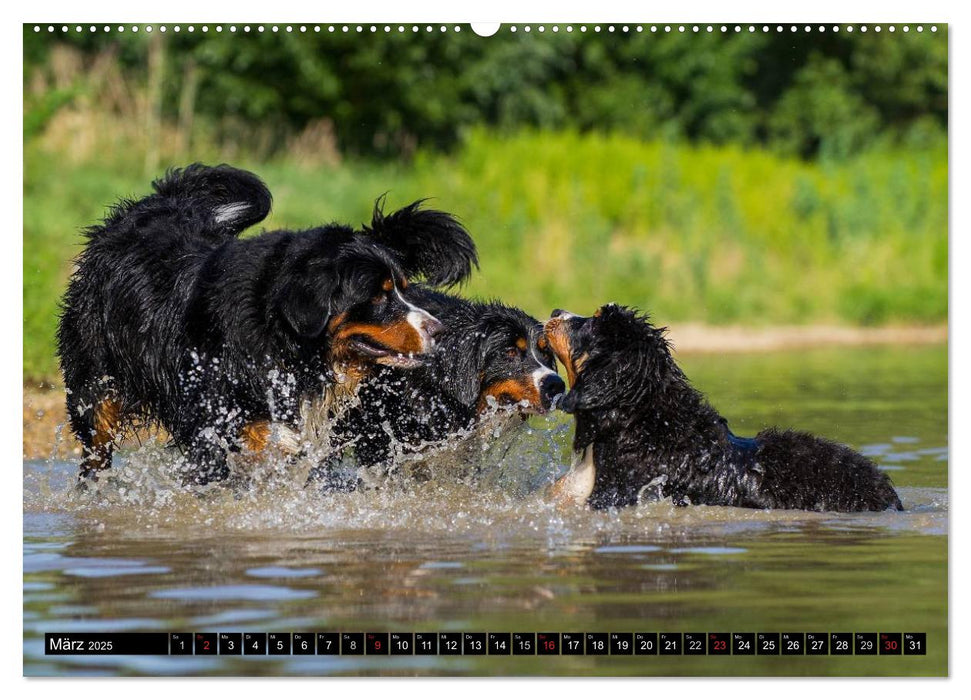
xmin=23 ymin=344 xmax=948 ymax=676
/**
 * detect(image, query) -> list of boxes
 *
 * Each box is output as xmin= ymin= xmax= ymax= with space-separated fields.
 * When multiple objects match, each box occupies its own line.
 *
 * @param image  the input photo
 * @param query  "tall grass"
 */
xmin=415 ymin=130 xmax=948 ymax=327
xmin=23 ymin=127 xmax=947 ymax=382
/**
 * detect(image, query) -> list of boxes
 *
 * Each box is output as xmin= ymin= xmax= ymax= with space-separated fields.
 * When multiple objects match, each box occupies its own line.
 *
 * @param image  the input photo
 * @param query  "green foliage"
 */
xmin=23 ymin=131 xmax=947 ymax=381
xmin=23 ymin=25 xmax=947 ymax=160
xmin=23 ymin=85 xmax=79 ymax=140
xmin=769 ymin=53 xmax=881 ymax=159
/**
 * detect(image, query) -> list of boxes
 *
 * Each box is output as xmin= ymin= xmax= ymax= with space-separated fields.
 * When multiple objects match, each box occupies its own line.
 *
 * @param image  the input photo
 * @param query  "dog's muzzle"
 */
xmin=408 ymin=310 xmax=445 ymax=351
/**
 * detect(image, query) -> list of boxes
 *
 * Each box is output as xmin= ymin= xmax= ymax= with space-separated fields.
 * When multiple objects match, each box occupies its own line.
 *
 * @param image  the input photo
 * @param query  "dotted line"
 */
xmin=32 ymin=24 xmax=940 ymax=34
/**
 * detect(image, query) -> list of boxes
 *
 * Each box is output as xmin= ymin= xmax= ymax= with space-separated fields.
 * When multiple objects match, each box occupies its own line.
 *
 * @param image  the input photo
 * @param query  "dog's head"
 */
xmin=277 ymin=237 xmax=444 ymax=371
xmin=275 ymin=199 xmax=478 ymax=373
xmin=543 ymin=303 xmax=681 ymax=417
xmin=430 ymin=298 xmax=565 ymax=415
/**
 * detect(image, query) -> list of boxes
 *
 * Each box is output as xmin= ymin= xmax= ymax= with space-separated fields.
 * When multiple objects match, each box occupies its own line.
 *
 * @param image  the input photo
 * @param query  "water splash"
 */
xmin=23 ymin=368 xmax=948 ymax=541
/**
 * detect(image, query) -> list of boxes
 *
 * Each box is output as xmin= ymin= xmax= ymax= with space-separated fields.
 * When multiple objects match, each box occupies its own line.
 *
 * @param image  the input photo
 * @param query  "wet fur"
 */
xmin=315 ymin=287 xmax=564 ymax=487
xmin=549 ymin=305 xmax=903 ymax=512
xmin=57 ymin=164 xmax=476 ymax=485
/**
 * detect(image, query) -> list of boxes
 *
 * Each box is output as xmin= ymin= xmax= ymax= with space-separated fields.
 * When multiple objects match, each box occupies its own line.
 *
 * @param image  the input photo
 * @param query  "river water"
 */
xmin=23 ymin=343 xmax=947 ymax=676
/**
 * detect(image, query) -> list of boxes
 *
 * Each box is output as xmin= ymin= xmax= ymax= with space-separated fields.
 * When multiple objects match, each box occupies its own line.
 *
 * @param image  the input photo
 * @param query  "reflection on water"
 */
xmin=23 ymin=344 xmax=947 ymax=676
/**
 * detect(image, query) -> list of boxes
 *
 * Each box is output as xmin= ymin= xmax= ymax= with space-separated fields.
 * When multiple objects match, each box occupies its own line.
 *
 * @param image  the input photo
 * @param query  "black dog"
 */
xmin=57 ymin=164 xmax=476 ymax=485
xmin=543 ymin=304 xmax=903 ymax=512
xmin=316 ymin=286 xmax=565 ymax=487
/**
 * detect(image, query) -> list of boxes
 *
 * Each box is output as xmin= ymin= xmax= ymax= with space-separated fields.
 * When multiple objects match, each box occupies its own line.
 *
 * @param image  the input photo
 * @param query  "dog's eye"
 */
xmin=373 ymin=278 xmax=395 ymax=303
xmin=506 ymin=347 xmax=523 ymax=360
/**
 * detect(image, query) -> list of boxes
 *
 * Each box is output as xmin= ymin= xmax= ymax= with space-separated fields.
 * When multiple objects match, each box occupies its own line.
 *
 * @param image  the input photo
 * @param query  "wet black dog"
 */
xmin=57 ymin=164 xmax=476 ymax=485
xmin=543 ymin=304 xmax=903 ymax=512
xmin=315 ymin=287 xmax=565 ymax=487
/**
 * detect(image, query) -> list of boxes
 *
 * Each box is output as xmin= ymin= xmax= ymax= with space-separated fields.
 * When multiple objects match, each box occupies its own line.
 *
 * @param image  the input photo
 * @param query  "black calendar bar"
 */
xmin=45 ymin=633 xmax=169 ymax=655
xmin=44 ymin=632 xmax=928 ymax=656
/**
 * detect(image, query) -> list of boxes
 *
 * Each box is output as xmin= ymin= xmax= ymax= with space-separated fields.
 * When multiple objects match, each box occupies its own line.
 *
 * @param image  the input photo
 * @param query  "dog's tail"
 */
xmin=89 ymin=164 xmax=272 ymax=242
xmin=365 ymin=197 xmax=478 ymax=288
xmin=150 ymin=163 xmax=273 ymax=238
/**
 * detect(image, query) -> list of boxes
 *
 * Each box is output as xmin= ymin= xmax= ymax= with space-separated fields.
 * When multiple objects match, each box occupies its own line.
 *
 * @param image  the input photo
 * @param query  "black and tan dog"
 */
xmin=57 ymin=164 xmax=476 ymax=485
xmin=543 ymin=304 xmax=903 ymax=512
xmin=314 ymin=286 xmax=565 ymax=488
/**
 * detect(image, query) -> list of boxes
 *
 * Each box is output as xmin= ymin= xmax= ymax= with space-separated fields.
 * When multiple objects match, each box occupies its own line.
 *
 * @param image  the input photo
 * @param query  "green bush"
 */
xmin=23 ymin=26 xmax=947 ymax=160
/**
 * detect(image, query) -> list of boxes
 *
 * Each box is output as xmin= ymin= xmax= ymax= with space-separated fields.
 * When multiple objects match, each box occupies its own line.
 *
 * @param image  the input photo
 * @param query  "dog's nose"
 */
xmin=550 ymin=308 xmax=578 ymax=320
xmin=540 ymin=373 xmax=567 ymax=409
xmin=422 ymin=315 xmax=445 ymax=339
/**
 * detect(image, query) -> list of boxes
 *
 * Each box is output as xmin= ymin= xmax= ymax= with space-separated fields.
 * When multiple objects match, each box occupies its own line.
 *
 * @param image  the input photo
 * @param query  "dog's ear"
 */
xmin=278 ymin=274 xmax=336 ymax=338
xmin=453 ymin=363 xmax=483 ymax=407
xmin=365 ymin=197 xmax=479 ymax=288
xmin=560 ymin=353 xmax=652 ymax=413
xmin=449 ymin=341 xmax=486 ymax=407
xmin=432 ymin=329 xmax=486 ymax=407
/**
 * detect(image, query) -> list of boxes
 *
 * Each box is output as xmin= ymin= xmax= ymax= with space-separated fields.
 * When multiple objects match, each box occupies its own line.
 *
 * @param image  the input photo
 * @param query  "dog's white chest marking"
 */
xmin=300 ymin=375 xmax=362 ymax=441
xmin=550 ymin=444 xmax=596 ymax=505
xmin=264 ymin=423 xmax=303 ymax=454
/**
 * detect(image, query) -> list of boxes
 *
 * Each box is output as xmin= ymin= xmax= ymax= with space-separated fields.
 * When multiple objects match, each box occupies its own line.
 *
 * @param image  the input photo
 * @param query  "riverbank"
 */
xmin=669 ymin=322 xmax=948 ymax=354
xmin=22 ymin=323 xmax=946 ymax=460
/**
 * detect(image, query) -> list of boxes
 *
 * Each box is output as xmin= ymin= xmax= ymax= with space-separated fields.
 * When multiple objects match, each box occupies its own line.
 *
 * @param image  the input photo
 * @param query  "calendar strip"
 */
xmin=44 ymin=632 xmax=925 ymax=656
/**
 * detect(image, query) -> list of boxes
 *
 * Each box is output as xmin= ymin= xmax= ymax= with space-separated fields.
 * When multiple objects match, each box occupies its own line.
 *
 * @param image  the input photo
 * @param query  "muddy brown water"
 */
xmin=23 ymin=344 xmax=947 ymax=676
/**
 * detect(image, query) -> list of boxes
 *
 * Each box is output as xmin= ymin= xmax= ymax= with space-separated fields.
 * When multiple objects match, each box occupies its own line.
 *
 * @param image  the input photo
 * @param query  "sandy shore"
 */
xmin=23 ymin=323 xmax=946 ymax=461
xmin=667 ymin=323 xmax=947 ymax=354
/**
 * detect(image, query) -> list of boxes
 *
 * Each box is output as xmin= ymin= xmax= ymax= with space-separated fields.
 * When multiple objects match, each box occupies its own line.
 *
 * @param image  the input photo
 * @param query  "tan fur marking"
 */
xmin=574 ymin=353 xmax=588 ymax=377
xmin=326 ymin=312 xmax=348 ymax=333
xmin=544 ymin=318 xmax=580 ymax=386
xmin=240 ymin=421 xmax=271 ymax=453
xmin=332 ymin=363 xmax=368 ymax=383
xmin=80 ymin=398 xmax=123 ymax=474
xmin=332 ymin=318 xmax=425 ymax=356
xmin=477 ymin=377 xmax=542 ymax=413
xmin=92 ymin=398 xmax=122 ymax=448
